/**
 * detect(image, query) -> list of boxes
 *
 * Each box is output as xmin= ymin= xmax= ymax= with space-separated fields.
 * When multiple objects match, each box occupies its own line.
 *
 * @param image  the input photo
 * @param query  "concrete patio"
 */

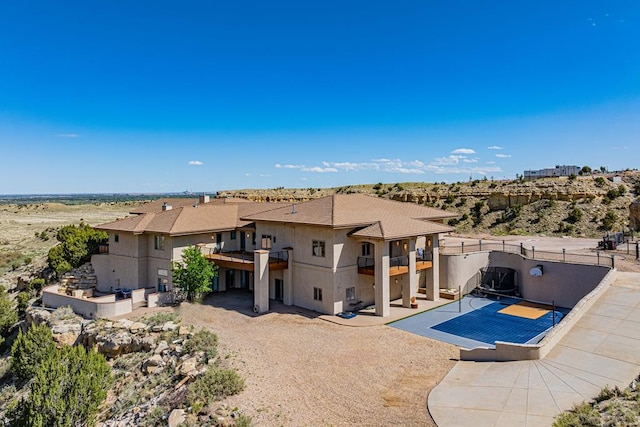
xmin=428 ymin=272 xmax=640 ymax=426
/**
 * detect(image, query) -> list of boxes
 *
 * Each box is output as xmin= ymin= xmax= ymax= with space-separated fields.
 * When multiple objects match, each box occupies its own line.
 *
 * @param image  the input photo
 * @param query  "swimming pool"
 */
xmin=389 ymin=295 xmax=569 ymax=349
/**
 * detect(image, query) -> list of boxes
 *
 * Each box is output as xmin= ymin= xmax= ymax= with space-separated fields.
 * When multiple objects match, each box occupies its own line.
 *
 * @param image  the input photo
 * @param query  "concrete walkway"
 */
xmin=428 ymin=272 xmax=640 ymax=427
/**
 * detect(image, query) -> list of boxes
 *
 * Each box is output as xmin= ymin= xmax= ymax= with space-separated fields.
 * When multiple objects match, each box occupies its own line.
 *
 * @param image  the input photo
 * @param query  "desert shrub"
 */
xmin=30 ymin=278 xmax=46 ymax=293
xmin=47 ymin=223 xmax=108 ymax=277
xmin=553 ymin=401 xmax=601 ymax=427
xmin=11 ymin=323 xmax=56 ymax=382
xmin=186 ymin=367 xmax=245 ymax=406
xmin=579 ymin=166 xmax=592 ymax=175
xmin=141 ymin=406 xmax=168 ymax=427
xmin=606 ymin=188 xmax=620 ymax=200
xmin=16 ymin=291 xmax=30 ymax=316
xmin=235 ymin=414 xmax=253 ymax=427
xmin=145 ymin=311 xmax=179 ymax=327
xmin=448 ymin=218 xmax=460 ymax=226
xmin=0 ymin=286 xmax=17 ymax=347
xmin=461 ymin=213 xmax=469 ymax=221
xmin=49 ymin=306 xmax=77 ymax=323
xmin=184 ymin=329 xmax=218 ymax=360
xmin=8 ymin=344 xmax=112 ymax=426
xmin=566 ymin=207 xmax=583 ymax=224
xmin=594 ymin=177 xmax=606 ymax=187
xmin=489 ymin=182 xmax=498 ymax=189
xmin=372 ymin=182 xmax=383 ymax=191
xmin=602 ymin=211 xmax=618 ymax=231
xmin=568 ymin=173 xmax=577 ymax=181
xmin=445 ymin=194 xmax=455 ymax=204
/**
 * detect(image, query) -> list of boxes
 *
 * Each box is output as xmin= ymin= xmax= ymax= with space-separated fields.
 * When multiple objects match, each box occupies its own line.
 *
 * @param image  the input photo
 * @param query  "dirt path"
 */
xmin=173 ymin=297 xmax=458 ymax=426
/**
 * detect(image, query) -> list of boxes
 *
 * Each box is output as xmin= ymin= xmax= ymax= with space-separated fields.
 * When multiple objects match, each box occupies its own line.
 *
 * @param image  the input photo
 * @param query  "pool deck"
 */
xmin=428 ymin=272 xmax=640 ymax=427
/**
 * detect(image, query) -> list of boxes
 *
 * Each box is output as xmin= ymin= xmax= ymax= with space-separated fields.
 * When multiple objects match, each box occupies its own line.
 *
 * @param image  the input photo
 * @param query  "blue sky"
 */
xmin=1 ymin=1 xmax=639 ymax=194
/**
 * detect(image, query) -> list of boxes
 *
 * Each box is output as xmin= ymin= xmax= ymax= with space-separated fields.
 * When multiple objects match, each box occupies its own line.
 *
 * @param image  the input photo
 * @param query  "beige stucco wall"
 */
xmin=43 ymin=285 xmax=133 ymax=319
xmin=440 ymin=252 xmax=490 ymax=294
xmin=488 ymin=252 xmax=610 ymax=307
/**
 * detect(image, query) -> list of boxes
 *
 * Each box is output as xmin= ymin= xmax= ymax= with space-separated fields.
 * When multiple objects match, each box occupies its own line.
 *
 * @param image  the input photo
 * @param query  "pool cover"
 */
xmin=431 ymin=300 xmax=564 ymax=345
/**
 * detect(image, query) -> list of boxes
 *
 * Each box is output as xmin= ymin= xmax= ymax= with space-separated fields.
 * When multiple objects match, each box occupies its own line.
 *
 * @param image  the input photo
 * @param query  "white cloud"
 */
xmin=495 ymin=154 xmax=511 ymax=158
xmin=188 ymin=160 xmax=204 ymax=165
xmin=245 ymin=173 xmax=252 ymax=176
xmin=487 ymin=145 xmax=502 ymax=150
xmin=57 ymin=134 xmax=79 ymax=138
xmin=274 ymin=156 xmax=502 ymax=177
xmin=486 ymin=161 xmax=496 ymax=164
xmin=275 ymin=163 xmax=304 ymax=169
xmin=301 ymin=167 xmax=338 ymax=173
xmin=451 ymin=148 xmax=475 ymax=154
xmin=259 ymin=174 xmax=271 ymax=177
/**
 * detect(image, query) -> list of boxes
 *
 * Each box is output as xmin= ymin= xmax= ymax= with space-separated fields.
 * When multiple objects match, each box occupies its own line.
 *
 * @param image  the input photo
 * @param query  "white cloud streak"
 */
xmin=188 ymin=160 xmax=204 ymax=166
xmin=57 ymin=134 xmax=79 ymax=138
xmin=495 ymin=154 xmax=512 ymax=158
xmin=275 ymin=157 xmax=501 ymax=176
xmin=451 ymin=148 xmax=475 ymax=154
xmin=487 ymin=145 xmax=503 ymax=150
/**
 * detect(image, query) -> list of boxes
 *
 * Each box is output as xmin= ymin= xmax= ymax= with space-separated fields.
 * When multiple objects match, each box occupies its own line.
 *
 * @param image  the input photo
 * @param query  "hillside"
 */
xmin=218 ymin=172 xmax=640 ymax=238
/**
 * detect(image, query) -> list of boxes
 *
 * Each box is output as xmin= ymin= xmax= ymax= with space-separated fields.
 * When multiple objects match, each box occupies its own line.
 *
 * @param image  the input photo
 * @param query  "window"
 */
xmin=230 ymin=230 xmax=236 ymax=240
xmin=312 ymin=240 xmax=325 ymax=257
xmin=361 ymin=242 xmax=372 ymax=257
xmin=154 ymin=235 xmax=165 ymax=251
xmin=313 ymin=287 xmax=323 ymax=301
xmin=252 ymin=232 xmax=256 ymax=246
xmin=346 ymin=287 xmax=356 ymax=301
xmin=261 ymin=234 xmax=272 ymax=249
xmin=114 ymin=234 xmax=119 ymax=243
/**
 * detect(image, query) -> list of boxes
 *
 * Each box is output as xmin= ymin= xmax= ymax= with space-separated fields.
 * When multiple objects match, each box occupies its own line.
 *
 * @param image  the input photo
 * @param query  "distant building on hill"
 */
xmin=524 ymin=165 xmax=580 ymax=180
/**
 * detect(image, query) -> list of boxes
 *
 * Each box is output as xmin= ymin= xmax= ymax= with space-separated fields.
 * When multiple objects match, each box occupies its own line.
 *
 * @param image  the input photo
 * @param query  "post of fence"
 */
xmin=611 ymin=255 xmax=615 ymax=269
xmin=563 ymin=248 xmax=566 ymax=262
xmin=461 ymin=242 xmax=464 ymax=254
xmin=502 ymin=240 xmax=505 ymax=252
xmin=479 ymin=240 xmax=482 ymax=251
xmin=636 ymin=242 xmax=639 ymax=260
xmin=532 ymin=246 xmax=535 ymax=259
xmin=597 ymin=250 xmax=600 ymax=266
xmin=520 ymin=242 xmax=524 ymax=255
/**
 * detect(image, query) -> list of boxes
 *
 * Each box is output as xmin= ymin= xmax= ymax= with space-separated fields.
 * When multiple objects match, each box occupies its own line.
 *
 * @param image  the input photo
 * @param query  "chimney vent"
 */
xmin=291 ymin=204 xmax=297 ymax=214
xmin=162 ymin=202 xmax=172 ymax=211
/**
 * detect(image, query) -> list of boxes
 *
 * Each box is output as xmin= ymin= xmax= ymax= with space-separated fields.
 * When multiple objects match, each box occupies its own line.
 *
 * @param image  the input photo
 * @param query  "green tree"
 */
xmin=11 ymin=323 xmax=56 ymax=382
xmin=171 ymin=245 xmax=217 ymax=301
xmin=579 ymin=166 xmax=592 ymax=175
xmin=566 ymin=207 xmax=583 ymax=224
xmin=9 ymin=345 xmax=112 ymax=426
xmin=47 ymin=223 xmax=107 ymax=277
xmin=0 ymin=285 xmax=18 ymax=347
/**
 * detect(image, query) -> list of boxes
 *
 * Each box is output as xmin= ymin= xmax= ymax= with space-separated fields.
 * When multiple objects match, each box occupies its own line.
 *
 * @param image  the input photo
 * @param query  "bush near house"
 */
xmin=47 ymin=223 xmax=107 ymax=277
xmin=171 ymin=245 xmax=217 ymax=302
xmin=11 ymin=323 xmax=56 ymax=382
xmin=0 ymin=286 xmax=17 ymax=348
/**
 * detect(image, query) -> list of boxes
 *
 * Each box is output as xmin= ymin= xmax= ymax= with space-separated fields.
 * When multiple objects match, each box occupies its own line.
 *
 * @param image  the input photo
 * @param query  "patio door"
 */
xmin=240 ymin=270 xmax=249 ymax=289
xmin=211 ymin=275 xmax=219 ymax=292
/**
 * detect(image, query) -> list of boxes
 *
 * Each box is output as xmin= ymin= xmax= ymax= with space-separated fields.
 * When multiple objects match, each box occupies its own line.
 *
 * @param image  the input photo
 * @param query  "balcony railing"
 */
xmin=204 ymin=249 xmax=288 ymax=265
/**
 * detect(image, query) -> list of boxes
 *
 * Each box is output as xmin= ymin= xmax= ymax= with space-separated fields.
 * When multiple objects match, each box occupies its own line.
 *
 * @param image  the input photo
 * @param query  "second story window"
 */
xmin=154 ymin=235 xmax=165 ymax=251
xmin=312 ymin=240 xmax=325 ymax=257
xmin=361 ymin=242 xmax=372 ymax=256
xmin=261 ymin=235 xmax=272 ymax=249
xmin=230 ymin=230 xmax=236 ymax=240
xmin=114 ymin=234 xmax=119 ymax=243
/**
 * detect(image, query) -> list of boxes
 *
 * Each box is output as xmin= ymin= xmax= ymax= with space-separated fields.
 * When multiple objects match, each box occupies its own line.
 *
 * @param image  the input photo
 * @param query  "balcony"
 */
xmin=357 ymin=252 xmax=433 ymax=276
xmin=204 ymin=250 xmax=288 ymax=271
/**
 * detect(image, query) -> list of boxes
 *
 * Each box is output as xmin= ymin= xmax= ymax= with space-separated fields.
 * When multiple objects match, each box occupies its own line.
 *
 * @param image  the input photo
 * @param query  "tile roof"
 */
xmin=241 ymin=194 xmax=456 ymax=236
xmin=97 ymin=200 xmax=286 ymax=236
xmin=241 ymin=194 xmax=455 ymax=239
xmin=129 ymin=196 xmax=255 ymax=214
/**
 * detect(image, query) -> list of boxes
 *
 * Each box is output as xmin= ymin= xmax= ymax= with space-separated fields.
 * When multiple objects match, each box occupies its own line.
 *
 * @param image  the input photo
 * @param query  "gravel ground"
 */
xmin=171 ymin=294 xmax=458 ymax=427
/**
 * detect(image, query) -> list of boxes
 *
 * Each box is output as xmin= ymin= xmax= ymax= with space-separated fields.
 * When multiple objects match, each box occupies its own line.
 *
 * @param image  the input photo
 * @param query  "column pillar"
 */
xmin=374 ymin=240 xmax=390 ymax=317
xmin=427 ymin=234 xmax=440 ymax=301
xmin=403 ymin=239 xmax=417 ymax=307
xmin=284 ymin=248 xmax=293 ymax=306
xmin=253 ymin=250 xmax=269 ymax=314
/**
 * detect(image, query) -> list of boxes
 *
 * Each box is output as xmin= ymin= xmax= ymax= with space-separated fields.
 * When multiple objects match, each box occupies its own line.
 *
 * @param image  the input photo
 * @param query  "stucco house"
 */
xmin=90 ymin=194 xmax=456 ymax=317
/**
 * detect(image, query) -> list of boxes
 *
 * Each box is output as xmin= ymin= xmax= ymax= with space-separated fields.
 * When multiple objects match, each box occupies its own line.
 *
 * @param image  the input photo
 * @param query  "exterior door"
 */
xmin=275 ymin=279 xmax=283 ymax=301
xmin=211 ymin=275 xmax=219 ymax=292
xmin=240 ymin=270 xmax=248 ymax=289
xmin=240 ymin=232 xmax=246 ymax=251
xmin=226 ymin=270 xmax=234 ymax=289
